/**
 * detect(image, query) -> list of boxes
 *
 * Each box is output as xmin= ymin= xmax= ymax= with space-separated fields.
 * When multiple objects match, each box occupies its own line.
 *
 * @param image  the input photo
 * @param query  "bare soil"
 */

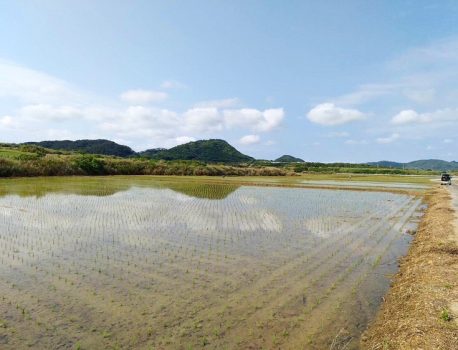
xmin=361 ymin=186 xmax=458 ymax=349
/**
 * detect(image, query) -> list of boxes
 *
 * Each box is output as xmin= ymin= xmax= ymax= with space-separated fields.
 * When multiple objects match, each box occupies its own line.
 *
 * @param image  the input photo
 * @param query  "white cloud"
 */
xmin=175 ymin=136 xmax=196 ymax=145
xmin=224 ymin=108 xmax=284 ymax=132
xmin=0 ymin=115 xmax=14 ymax=127
xmin=391 ymin=108 xmax=458 ymax=125
xmin=183 ymin=108 xmax=223 ymax=133
xmin=20 ymin=104 xmax=83 ymax=122
xmin=443 ymin=138 xmax=453 ymax=143
xmin=307 ymin=103 xmax=366 ymax=126
xmin=318 ymin=36 xmax=458 ymax=145
xmin=120 ymin=89 xmax=168 ymax=104
xmin=391 ymin=110 xmax=424 ymax=125
xmin=43 ymin=128 xmax=81 ymax=140
xmin=376 ymin=133 xmax=400 ymax=144
xmin=239 ymin=134 xmax=260 ymax=145
xmin=0 ymin=59 xmax=284 ymax=150
xmin=0 ymin=59 xmax=85 ymax=104
xmin=194 ymin=98 xmax=240 ymax=109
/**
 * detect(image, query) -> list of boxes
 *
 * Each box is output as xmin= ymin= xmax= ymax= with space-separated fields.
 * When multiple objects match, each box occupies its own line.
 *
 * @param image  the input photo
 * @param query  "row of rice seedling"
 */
xmin=0 ymin=180 xmax=421 ymax=349
xmin=176 ymin=197 xmax=420 ymax=348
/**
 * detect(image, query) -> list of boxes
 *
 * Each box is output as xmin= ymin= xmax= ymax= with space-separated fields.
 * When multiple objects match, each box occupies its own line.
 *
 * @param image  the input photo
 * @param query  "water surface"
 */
xmin=0 ymin=177 xmax=421 ymax=349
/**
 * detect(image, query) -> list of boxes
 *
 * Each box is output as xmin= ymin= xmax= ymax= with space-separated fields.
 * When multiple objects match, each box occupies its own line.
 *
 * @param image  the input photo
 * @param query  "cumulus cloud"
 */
xmin=239 ymin=134 xmax=260 ymax=145
xmin=19 ymin=104 xmax=84 ymax=122
xmin=376 ymin=133 xmax=400 ymax=144
xmin=224 ymin=108 xmax=284 ymax=132
xmin=391 ymin=108 xmax=458 ymax=125
xmin=183 ymin=108 xmax=223 ymax=133
xmin=391 ymin=110 xmax=425 ymax=125
xmin=0 ymin=59 xmax=284 ymax=150
xmin=316 ymin=36 xmax=458 ymax=146
xmin=307 ymin=103 xmax=366 ymax=126
xmin=120 ymin=89 xmax=168 ymax=104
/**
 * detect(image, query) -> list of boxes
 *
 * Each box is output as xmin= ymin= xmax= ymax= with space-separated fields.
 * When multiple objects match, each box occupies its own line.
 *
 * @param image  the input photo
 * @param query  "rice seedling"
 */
xmin=0 ymin=177 xmax=423 ymax=349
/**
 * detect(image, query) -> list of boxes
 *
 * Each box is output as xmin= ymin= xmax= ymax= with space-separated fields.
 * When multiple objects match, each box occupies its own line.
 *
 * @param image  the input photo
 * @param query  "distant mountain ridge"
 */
xmin=23 ymin=139 xmax=253 ymax=163
xmin=368 ymin=159 xmax=458 ymax=171
xmin=22 ymin=139 xmax=458 ymax=169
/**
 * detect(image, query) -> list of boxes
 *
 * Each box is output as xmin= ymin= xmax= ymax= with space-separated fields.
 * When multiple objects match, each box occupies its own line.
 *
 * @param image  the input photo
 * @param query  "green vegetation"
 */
xmin=275 ymin=155 xmax=305 ymax=163
xmin=291 ymin=162 xmax=436 ymax=175
xmin=369 ymin=159 xmax=458 ymax=171
xmin=25 ymin=139 xmax=136 ymax=157
xmin=0 ymin=139 xmax=450 ymax=178
xmin=137 ymin=147 xmax=167 ymax=158
xmin=0 ymin=144 xmax=284 ymax=177
xmin=141 ymin=139 xmax=254 ymax=163
xmin=440 ymin=308 xmax=452 ymax=322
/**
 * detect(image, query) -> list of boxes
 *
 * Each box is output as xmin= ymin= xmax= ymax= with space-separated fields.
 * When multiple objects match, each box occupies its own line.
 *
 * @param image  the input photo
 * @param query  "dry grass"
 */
xmin=361 ymin=186 xmax=458 ymax=349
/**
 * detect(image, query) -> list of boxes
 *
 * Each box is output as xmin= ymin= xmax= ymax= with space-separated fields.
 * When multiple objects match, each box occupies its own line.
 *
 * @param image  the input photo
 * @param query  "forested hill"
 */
xmin=142 ymin=139 xmax=254 ymax=163
xmin=275 ymin=155 xmax=305 ymax=162
xmin=25 ymin=139 xmax=136 ymax=157
xmin=368 ymin=159 xmax=458 ymax=171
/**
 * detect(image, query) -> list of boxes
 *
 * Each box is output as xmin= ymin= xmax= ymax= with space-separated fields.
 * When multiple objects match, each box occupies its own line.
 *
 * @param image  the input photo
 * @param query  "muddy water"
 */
xmin=0 ymin=177 xmax=422 ymax=349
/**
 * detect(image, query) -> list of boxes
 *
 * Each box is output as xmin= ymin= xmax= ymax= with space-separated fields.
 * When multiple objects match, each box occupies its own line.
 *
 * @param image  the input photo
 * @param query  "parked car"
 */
xmin=441 ymin=173 xmax=452 ymax=185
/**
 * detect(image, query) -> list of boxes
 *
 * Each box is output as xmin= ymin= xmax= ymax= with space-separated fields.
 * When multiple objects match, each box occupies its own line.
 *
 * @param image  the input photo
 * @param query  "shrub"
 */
xmin=74 ymin=155 xmax=106 ymax=175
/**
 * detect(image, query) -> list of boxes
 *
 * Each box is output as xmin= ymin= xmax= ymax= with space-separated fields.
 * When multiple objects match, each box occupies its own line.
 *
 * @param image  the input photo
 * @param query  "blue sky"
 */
xmin=1 ymin=0 xmax=458 ymax=162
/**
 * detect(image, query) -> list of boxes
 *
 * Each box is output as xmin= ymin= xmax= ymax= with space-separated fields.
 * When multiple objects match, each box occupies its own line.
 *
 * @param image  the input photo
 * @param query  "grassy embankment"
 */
xmin=362 ymin=186 xmax=458 ymax=349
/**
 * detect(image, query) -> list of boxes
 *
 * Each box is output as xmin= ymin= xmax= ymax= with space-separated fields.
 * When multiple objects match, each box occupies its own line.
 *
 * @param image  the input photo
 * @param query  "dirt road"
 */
xmin=447 ymin=182 xmax=458 ymax=326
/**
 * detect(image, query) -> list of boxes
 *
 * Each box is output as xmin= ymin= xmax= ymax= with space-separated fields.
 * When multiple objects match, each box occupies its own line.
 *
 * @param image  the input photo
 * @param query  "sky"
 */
xmin=1 ymin=0 xmax=458 ymax=162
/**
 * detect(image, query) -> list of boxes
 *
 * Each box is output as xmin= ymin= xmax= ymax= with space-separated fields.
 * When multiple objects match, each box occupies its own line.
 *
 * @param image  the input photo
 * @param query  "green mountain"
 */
xmin=368 ymin=159 xmax=458 ymax=171
xmin=406 ymin=159 xmax=458 ymax=171
xmin=275 ymin=155 xmax=304 ymax=163
xmin=146 ymin=139 xmax=254 ymax=163
xmin=25 ymin=139 xmax=136 ymax=157
xmin=367 ymin=160 xmax=404 ymax=168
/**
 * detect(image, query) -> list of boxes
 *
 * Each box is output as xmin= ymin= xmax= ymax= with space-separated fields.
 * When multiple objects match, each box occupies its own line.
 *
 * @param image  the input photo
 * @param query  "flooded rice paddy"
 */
xmin=0 ymin=177 xmax=423 ymax=349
